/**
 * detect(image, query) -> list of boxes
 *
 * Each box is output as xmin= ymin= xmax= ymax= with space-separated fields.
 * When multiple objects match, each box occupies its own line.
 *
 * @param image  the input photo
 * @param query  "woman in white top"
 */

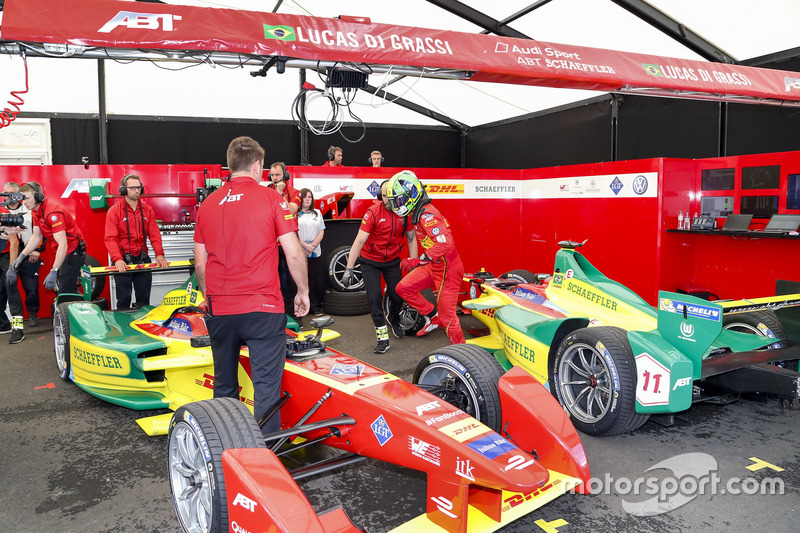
xmin=297 ymin=188 xmax=326 ymax=315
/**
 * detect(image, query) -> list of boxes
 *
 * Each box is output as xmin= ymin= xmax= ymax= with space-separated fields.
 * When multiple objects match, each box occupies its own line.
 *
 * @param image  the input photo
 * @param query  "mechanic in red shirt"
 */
xmin=342 ymin=180 xmax=418 ymax=353
xmin=9 ymin=182 xmax=86 ymax=297
xmin=195 ymin=136 xmax=309 ymax=435
xmin=268 ymin=162 xmax=301 ymax=215
xmin=322 ymin=146 xmax=343 ymax=167
xmin=268 ymin=162 xmax=303 ymax=322
xmin=104 ymin=174 xmax=169 ymax=309
xmin=386 ymin=171 xmax=465 ymax=344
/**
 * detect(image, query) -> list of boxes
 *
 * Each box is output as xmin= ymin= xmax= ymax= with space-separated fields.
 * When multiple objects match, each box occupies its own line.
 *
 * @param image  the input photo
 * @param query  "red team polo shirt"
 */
xmin=32 ymin=198 xmax=83 ymax=255
xmin=195 ymin=176 xmax=295 ymax=315
xmin=359 ymin=202 xmax=411 ymax=262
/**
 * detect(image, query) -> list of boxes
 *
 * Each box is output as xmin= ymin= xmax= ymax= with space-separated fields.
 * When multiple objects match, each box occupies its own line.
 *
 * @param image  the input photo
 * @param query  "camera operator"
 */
xmin=2 ymin=181 xmax=44 ymax=335
xmin=0 ymin=196 xmax=23 ymax=343
xmin=7 ymin=182 xmax=86 ymax=301
xmin=104 ymin=174 xmax=168 ymax=309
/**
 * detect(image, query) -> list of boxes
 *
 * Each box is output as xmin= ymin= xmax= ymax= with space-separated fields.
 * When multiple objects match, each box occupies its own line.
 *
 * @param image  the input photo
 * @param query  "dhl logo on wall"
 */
xmin=426 ymin=184 xmax=465 ymax=195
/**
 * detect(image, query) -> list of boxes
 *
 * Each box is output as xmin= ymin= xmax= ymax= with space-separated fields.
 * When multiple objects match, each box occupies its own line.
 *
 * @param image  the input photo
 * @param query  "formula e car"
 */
xmin=413 ymin=240 xmax=800 ymax=437
xmin=54 ymin=263 xmax=308 ymax=435
xmin=55 ymin=265 xmax=591 ymax=532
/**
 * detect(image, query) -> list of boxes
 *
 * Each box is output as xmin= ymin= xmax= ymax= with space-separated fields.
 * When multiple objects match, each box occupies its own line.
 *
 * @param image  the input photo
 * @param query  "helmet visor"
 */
xmin=387 ymin=191 xmax=409 ymax=212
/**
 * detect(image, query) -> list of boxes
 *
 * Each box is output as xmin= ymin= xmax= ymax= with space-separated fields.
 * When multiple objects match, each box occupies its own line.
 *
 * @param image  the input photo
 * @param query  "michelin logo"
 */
xmin=660 ymin=298 xmax=721 ymax=322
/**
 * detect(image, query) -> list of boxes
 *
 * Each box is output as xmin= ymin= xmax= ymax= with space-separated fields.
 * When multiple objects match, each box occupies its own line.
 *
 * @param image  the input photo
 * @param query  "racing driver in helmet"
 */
xmin=385 ymin=170 xmax=465 ymax=344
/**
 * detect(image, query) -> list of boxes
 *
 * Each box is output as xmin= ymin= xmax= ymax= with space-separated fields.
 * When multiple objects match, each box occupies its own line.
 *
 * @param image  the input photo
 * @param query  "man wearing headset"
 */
xmin=2 ymin=182 xmax=44 ymax=330
xmin=195 ymin=136 xmax=309 ymax=435
xmin=370 ymin=150 xmax=384 ymax=168
xmin=7 ymin=182 xmax=86 ymax=303
xmin=0 ymin=196 xmax=22 ymax=342
xmin=269 ymin=162 xmax=302 ymax=322
xmin=104 ymin=174 xmax=169 ymax=309
xmin=322 ymin=146 xmax=343 ymax=167
xmin=268 ymin=162 xmax=301 ymax=216
xmin=342 ymin=179 xmax=417 ymax=353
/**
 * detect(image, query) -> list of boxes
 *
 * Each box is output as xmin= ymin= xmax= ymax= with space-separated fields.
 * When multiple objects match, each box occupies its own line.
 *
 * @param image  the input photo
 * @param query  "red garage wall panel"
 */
xmin=3 ymin=150 xmax=800 ymax=317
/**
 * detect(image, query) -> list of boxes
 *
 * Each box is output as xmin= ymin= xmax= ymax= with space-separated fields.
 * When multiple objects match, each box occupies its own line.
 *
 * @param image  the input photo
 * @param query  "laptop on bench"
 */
xmin=759 ymin=214 xmax=800 ymax=234
xmin=721 ymin=214 xmax=753 ymax=231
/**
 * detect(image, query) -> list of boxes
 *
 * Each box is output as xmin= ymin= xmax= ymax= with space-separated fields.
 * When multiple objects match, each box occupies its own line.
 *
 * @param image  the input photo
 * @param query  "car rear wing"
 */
xmin=79 ymin=260 xmax=195 ymax=302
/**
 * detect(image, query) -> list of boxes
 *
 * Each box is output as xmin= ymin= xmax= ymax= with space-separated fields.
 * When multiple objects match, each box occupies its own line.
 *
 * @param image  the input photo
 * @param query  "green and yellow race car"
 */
xmin=413 ymin=240 xmax=800 ymax=436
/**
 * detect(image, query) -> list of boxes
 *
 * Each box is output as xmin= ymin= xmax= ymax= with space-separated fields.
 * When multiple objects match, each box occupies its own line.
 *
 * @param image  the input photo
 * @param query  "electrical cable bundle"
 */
xmin=290 ymin=63 xmax=367 ymax=143
xmin=0 ymin=51 xmax=29 ymax=129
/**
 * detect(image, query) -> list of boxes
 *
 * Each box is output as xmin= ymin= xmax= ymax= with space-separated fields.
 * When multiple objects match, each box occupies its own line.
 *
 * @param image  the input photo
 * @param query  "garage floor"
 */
xmin=1 ymin=313 xmax=798 ymax=533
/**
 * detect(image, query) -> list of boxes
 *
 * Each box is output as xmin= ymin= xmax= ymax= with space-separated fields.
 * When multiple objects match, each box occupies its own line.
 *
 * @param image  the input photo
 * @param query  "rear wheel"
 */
xmin=723 ymin=310 xmax=794 ymax=369
xmin=84 ymin=254 xmax=105 ymax=300
xmin=326 ymin=246 xmax=363 ymax=292
xmin=54 ymin=302 xmax=73 ymax=381
xmin=168 ymin=398 xmax=265 ymax=533
xmin=551 ymin=326 xmax=648 ymax=436
xmin=413 ymin=344 xmax=504 ymax=431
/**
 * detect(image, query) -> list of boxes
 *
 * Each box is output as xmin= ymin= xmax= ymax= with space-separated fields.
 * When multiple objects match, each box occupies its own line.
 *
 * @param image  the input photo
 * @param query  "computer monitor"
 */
xmin=761 ymin=214 xmax=800 ymax=233
xmin=721 ymin=214 xmax=753 ymax=231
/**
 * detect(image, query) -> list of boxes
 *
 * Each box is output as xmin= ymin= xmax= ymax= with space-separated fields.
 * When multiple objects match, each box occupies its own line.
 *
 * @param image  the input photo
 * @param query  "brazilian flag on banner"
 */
xmin=642 ymin=64 xmax=663 ymax=76
xmin=264 ymin=25 xmax=296 ymax=41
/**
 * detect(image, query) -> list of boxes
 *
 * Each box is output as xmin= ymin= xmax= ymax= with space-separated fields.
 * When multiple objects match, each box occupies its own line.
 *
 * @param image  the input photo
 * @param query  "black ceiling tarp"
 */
xmin=465 ymin=98 xmax=613 ymax=169
xmin=616 ymin=96 xmax=721 ymax=160
xmin=726 ymin=103 xmax=800 ymax=157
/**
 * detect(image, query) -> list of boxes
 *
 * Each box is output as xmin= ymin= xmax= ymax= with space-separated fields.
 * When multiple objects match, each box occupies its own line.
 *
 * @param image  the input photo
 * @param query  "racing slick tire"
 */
xmin=84 ymin=254 xmax=105 ymax=300
xmin=499 ymin=269 xmax=538 ymax=284
xmin=168 ymin=398 xmax=266 ymax=533
xmin=323 ymin=289 xmax=370 ymax=316
xmin=551 ymin=326 xmax=649 ymax=436
xmin=54 ymin=302 xmax=74 ymax=381
xmin=413 ymin=344 xmax=504 ymax=432
xmin=327 ymin=246 xmax=364 ymax=292
xmin=723 ymin=310 xmax=795 ymax=369
xmin=383 ymin=288 xmax=436 ymax=335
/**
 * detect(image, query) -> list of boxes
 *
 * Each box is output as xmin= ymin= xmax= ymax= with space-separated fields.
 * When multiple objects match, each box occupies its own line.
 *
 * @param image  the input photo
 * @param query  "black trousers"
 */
xmin=57 ymin=248 xmax=86 ymax=296
xmin=206 ymin=311 xmax=287 ymax=434
xmin=115 ymin=254 xmax=153 ymax=309
xmin=17 ymin=257 xmax=42 ymax=314
xmin=361 ymin=256 xmax=403 ymax=328
xmin=0 ymin=252 xmax=23 ymax=330
xmin=308 ymin=255 xmax=321 ymax=311
xmin=278 ymin=247 xmax=297 ymax=316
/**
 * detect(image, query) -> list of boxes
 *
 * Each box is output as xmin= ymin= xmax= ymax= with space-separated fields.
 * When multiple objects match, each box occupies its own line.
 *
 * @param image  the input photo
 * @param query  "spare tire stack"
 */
xmin=323 ymin=246 xmax=370 ymax=316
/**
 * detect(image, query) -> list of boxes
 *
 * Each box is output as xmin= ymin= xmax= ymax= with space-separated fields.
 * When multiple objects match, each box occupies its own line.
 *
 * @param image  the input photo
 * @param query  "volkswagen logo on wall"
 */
xmin=632 ymin=175 xmax=648 ymax=195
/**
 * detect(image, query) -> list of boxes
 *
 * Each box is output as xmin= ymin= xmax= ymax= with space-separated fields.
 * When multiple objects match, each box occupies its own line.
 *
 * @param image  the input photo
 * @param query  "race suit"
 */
xmin=396 ymin=204 xmax=465 ymax=344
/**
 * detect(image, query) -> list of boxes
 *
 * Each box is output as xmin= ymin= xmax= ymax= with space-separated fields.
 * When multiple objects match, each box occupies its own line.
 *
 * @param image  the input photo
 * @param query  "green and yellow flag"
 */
xmin=264 ymin=25 xmax=296 ymax=41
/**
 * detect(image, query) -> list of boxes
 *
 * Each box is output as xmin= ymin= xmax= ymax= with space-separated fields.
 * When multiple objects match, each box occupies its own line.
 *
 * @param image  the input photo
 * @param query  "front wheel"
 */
xmin=551 ymin=326 xmax=648 ymax=436
xmin=413 ymin=344 xmax=504 ymax=431
xmin=168 ymin=398 xmax=265 ymax=533
xmin=54 ymin=302 xmax=73 ymax=381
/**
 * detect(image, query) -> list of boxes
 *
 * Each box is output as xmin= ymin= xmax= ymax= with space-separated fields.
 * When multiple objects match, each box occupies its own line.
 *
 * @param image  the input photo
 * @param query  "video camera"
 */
xmin=0 ymin=213 xmax=26 ymax=228
xmin=0 ymin=191 xmax=25 ymax=207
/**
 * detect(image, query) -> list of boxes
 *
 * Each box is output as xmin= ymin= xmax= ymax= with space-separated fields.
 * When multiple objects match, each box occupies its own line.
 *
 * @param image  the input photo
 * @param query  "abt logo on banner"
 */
xmin=99 ymin=11 xmax=182 ymax=33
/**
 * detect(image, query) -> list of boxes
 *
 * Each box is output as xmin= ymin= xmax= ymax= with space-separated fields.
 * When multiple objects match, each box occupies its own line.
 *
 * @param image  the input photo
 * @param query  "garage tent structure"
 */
xmin=1 ymin=0 xmax=799 ymax=166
